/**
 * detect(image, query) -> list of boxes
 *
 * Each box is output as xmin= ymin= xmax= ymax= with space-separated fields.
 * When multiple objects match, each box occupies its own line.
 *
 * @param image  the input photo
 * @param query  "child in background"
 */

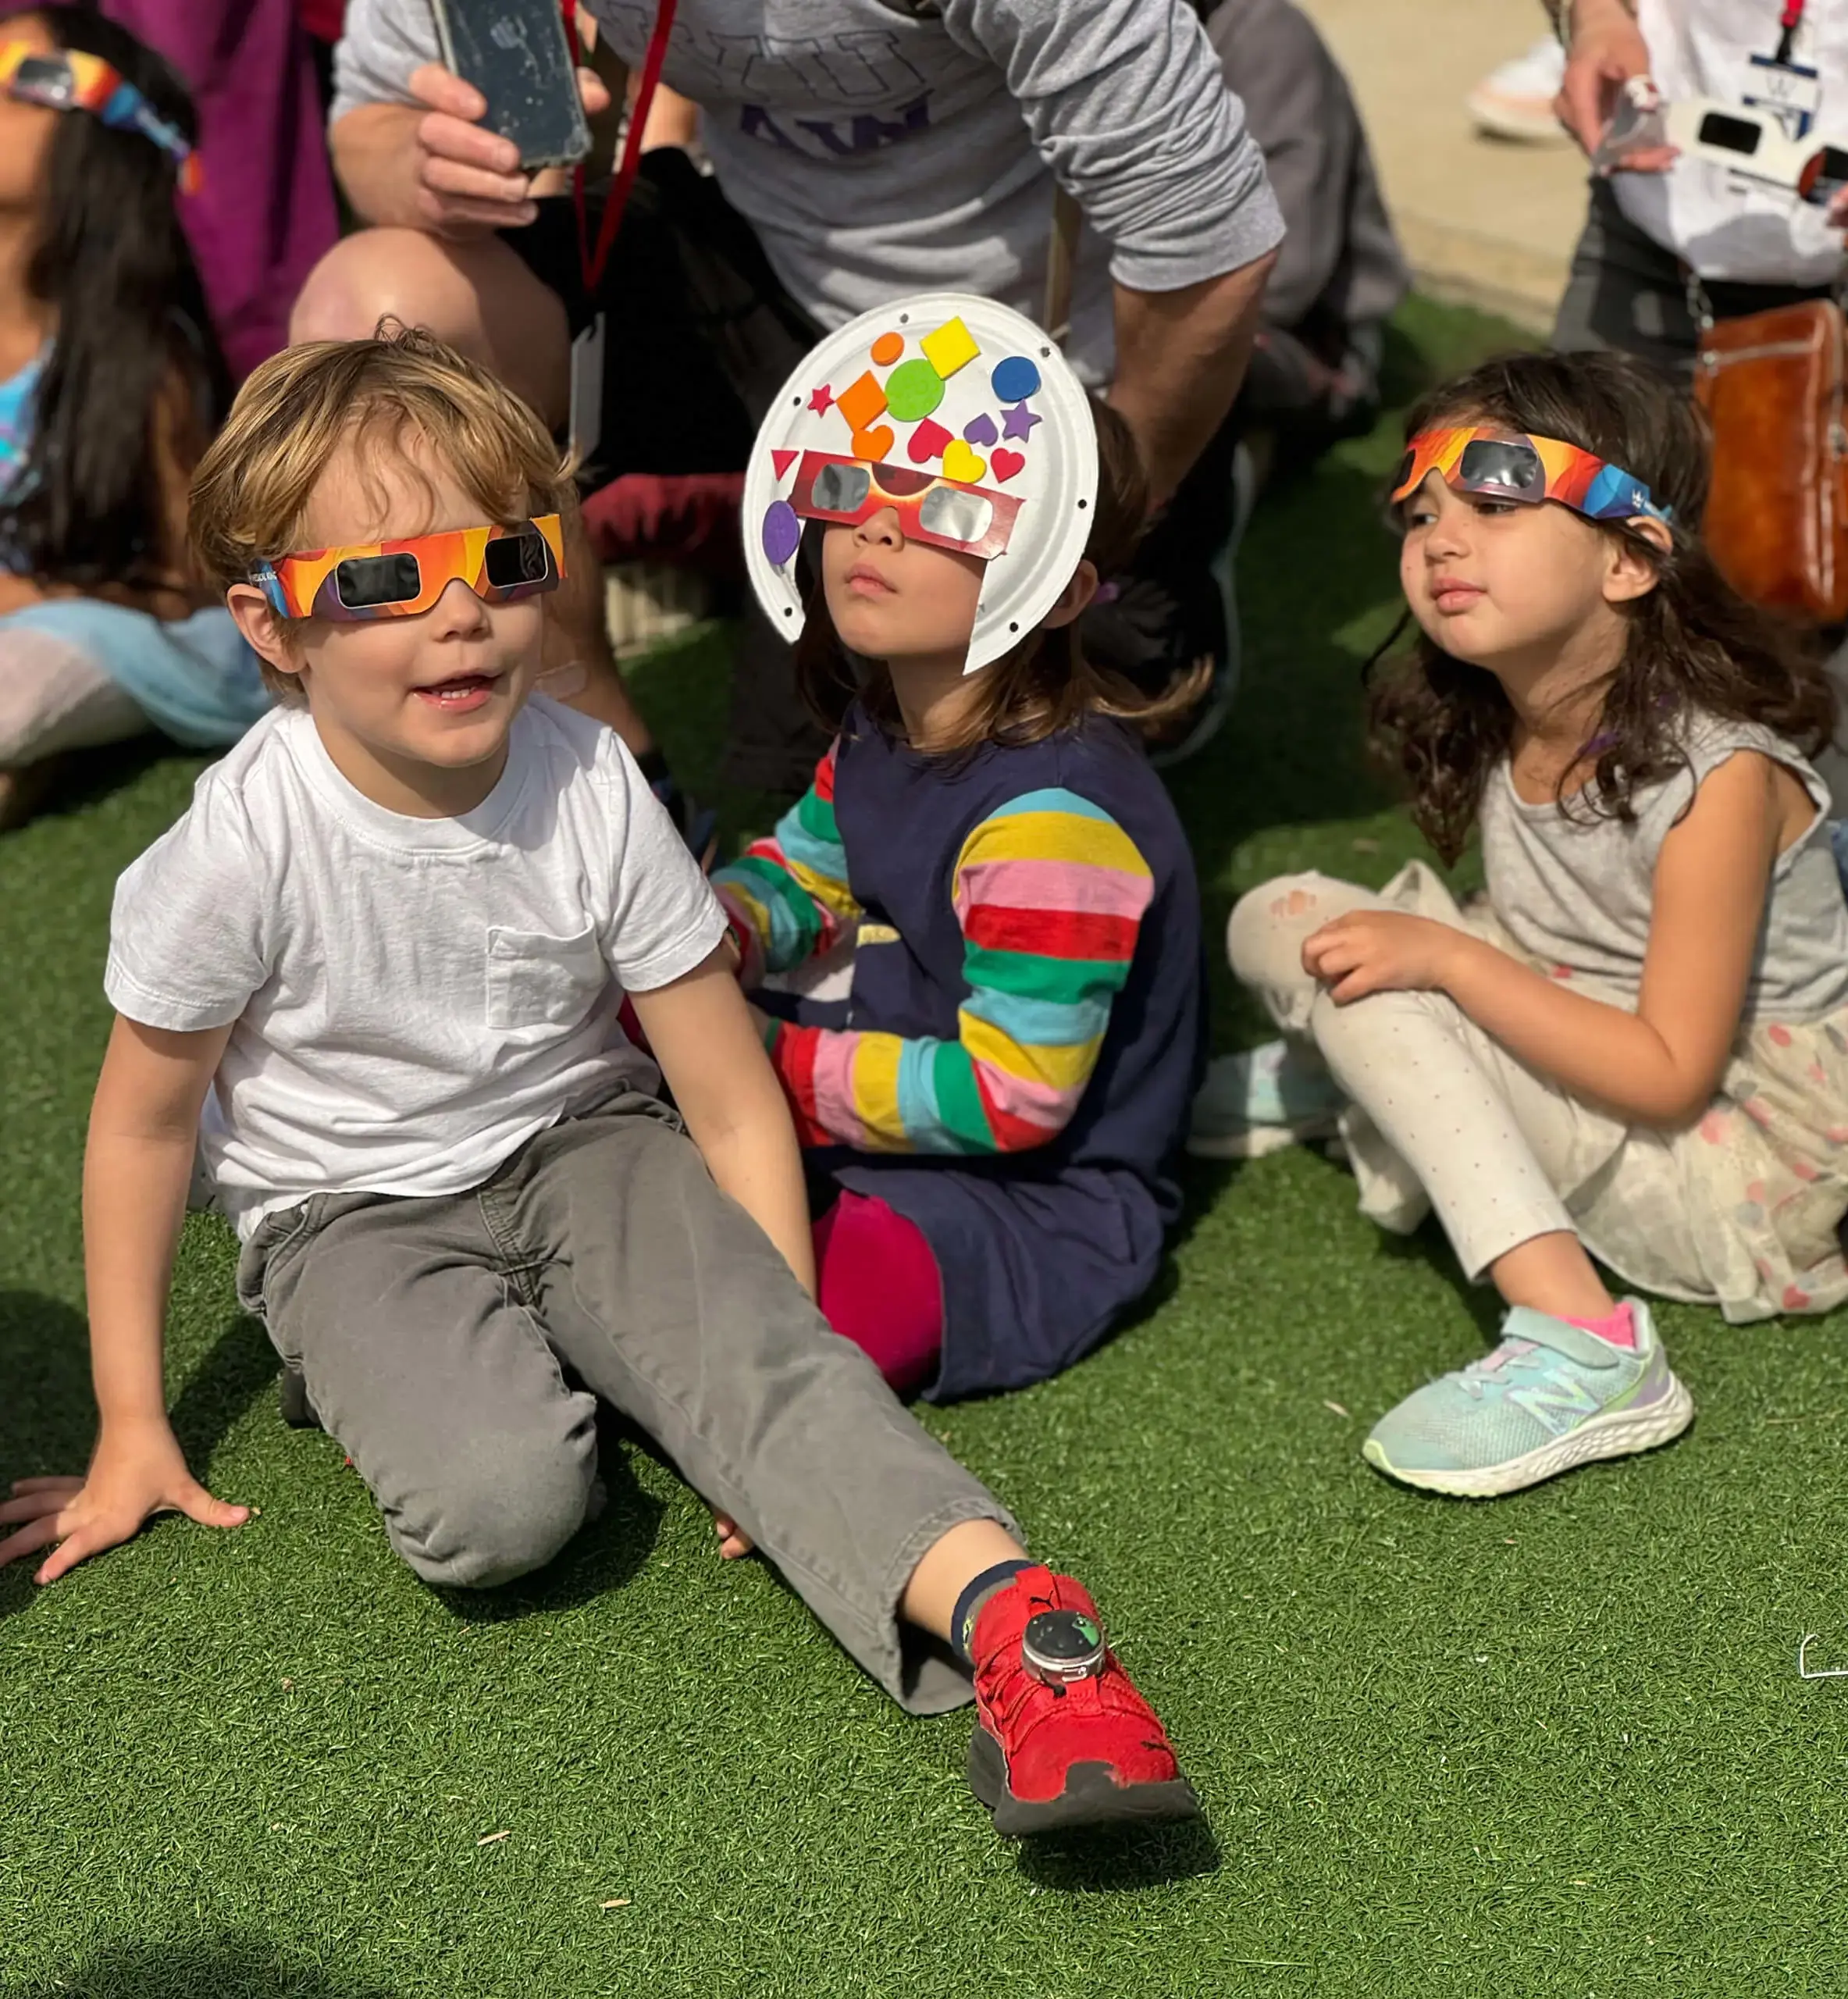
xmin=712 ymin=295 xmax=1204 ymax=1401
xmin=0 ymin=330 xmax=1201 ymax=1840
xmin=1212 ymin=350 xmax=1848 ymax=1498
xmin=0 ymin=6 xmax=268 ymax=828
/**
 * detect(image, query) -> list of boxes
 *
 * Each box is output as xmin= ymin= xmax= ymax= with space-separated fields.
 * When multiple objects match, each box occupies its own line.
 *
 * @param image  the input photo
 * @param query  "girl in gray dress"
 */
xmin=1216 ymin=351 xmax=1848 ymax=1498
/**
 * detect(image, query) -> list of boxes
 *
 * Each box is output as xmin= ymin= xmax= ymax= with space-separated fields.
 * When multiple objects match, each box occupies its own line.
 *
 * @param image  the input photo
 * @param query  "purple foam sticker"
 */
xmin=761 ymin=499 xmax=801 ymax=568
xmin=963 ymin=412 xmax=998 ymax=448
xmin=1001 ymin=401 xmax=1041 ymax=442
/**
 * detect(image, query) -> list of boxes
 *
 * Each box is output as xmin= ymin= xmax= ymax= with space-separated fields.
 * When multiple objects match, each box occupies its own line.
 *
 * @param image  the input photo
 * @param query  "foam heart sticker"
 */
xmin=963 ymin=413 xmax=999 ymax=448
xmin=942 ymin=439 xmax=987 ymax=484
xmin=851 ymin=425 xmax=895 ymax=463
xmin=990 ymin=448 xmax=1024 ymax=483
xmin=771 ymin=449 xmax=798 ymax=481
xmin=907 ymin=418 xmax=952 ymax=463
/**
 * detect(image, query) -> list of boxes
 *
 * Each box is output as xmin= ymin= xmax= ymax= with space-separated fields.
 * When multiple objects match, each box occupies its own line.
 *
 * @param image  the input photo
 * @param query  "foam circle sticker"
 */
xmin=761 ymin=499 xmax=801 ymax=568
xmin=992 ymin=356 xmax=1041 ymax=403
xmin=742 ymin=291 xmax=1099 ymax=675
xmin=885 ymin=358 xmax=945 ymax=422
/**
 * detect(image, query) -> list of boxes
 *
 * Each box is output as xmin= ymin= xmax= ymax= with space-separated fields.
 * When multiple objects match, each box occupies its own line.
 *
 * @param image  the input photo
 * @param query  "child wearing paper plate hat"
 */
xmin=712 ymin=294 xmax=1205 ymax=1402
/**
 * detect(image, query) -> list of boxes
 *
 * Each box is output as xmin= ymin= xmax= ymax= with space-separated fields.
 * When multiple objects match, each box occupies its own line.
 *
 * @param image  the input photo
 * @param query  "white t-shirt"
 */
xmin=1618 ymin=0 xmax=1848 ymax=283
xmin=105 ymin=697 xmax=728 ymax=1238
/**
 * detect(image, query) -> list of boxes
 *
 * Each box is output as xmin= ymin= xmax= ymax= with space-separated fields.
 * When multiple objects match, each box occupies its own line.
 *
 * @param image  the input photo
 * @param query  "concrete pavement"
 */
xmin=1298 ymin=0 xmax=1590 ymax=331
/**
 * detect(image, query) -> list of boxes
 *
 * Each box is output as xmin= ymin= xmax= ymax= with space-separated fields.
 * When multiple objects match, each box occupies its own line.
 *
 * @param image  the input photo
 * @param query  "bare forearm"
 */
xmin=686 ymin=1098 xmax=817 ymax=1298
xmin=82 ymin=1128 xmax=195 ymax=1425
xmin=330 ymin=103 xmax=429 ymax=229
xmin=1109 ymin=253 xmax=1276 ymax=504
xmin=1441 ymin=937 xmax=1712 ymax=1125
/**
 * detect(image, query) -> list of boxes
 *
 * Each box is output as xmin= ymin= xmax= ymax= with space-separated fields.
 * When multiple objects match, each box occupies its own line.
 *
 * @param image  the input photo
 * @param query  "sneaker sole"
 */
xmin=1186 ymin=1113 xmax=1341 ymax=1162
xmin=1465 ymin=94 xmax=1572 ymax=144
xmin=967 ymin=1729 xmax=1202 ymax=1837
xmin=1362 ymin=1370 xmax=1695 ymax=1498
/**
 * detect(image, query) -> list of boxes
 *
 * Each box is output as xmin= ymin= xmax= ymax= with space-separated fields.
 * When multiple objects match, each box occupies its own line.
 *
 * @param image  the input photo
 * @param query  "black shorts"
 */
xmin=503 ymin=149 xmax=821 ymax=486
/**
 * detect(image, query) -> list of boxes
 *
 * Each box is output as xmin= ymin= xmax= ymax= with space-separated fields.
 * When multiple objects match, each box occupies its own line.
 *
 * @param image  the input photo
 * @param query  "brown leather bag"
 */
xmin=1693 ymin=297 xmax=1848 ymax=624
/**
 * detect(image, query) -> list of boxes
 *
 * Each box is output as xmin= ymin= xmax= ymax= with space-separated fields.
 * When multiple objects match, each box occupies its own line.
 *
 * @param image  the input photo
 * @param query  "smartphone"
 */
xmin=432 ymin=0 xmax=592 ymax=172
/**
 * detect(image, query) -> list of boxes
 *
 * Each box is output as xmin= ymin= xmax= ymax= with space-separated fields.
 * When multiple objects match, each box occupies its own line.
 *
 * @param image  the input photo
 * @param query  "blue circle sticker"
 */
xmin=991 ymin=355 xmax=1042 ymax=403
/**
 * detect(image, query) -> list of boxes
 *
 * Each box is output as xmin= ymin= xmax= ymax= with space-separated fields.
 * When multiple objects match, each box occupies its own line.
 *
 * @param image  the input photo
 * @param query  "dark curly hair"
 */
xmin=1366 ymin=348 xmax=1834 ymax=865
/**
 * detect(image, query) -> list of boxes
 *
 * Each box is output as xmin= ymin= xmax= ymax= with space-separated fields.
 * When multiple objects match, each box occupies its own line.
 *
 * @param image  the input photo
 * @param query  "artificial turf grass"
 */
xmin=5 ymin=294 xmax=1848 ymax=1997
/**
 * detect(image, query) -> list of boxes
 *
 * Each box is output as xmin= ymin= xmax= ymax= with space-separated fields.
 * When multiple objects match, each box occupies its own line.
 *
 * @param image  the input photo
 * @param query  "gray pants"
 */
xmin=235 ymin=1093 xmax=1014 ymax=1714
xmin=1551 ymin=179 xmax=1835 ymax=380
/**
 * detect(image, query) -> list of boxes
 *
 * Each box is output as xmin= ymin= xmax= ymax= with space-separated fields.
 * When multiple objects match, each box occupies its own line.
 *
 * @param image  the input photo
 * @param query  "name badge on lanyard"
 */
xmin=1747 ymin=0 xmax=1823 ymax=136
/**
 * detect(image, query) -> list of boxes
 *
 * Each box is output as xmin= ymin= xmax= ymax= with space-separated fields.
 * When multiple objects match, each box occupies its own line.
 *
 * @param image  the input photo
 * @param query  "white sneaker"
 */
xmin=1465 ymin=37 xmax=1568 ymax=144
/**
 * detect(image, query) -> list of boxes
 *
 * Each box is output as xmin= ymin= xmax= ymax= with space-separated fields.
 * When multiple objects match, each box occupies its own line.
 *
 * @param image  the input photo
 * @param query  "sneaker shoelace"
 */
xmin=1449 ymin=1338 xmax=1545 ymax=1402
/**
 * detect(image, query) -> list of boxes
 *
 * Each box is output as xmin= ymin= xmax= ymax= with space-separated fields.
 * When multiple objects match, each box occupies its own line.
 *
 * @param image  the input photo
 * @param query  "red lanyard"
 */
xmin=1777 ymin=0 xmax=1805 ymax=65
xmin=560 ymin=0 xmax=679 ymax=295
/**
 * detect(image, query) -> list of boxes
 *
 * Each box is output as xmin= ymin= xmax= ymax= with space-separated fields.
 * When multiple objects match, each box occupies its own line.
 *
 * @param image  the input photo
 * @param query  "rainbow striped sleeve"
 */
xmin=711 ymin=739 xmax=860 ymax=983
xmin=765 ymin=788 xmax=1154 ymax=1154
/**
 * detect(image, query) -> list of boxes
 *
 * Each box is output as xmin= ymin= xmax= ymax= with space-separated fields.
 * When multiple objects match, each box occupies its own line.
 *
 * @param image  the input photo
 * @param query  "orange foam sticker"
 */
xmin=870 ymin=331 xmax=904 ymax=366
xmin=851 ymin=425 xmax=896 ymax=461
xmin=836 ymin=371 xmax=888 ymax=434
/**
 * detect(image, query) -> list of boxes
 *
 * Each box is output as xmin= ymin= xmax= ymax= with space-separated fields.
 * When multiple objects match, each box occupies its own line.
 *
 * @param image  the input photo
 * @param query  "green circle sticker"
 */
xmin=884 ymin=358 xmax=945 ymax=422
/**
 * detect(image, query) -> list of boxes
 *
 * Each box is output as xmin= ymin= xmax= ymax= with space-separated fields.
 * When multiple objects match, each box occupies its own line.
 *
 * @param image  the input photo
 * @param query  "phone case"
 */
xmin=432 ymin=0 xmax=592 ymax=172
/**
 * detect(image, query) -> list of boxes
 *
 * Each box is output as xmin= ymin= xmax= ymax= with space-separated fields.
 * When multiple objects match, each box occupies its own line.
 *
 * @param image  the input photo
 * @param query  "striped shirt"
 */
xmin=714 ymin=741 xmax=1155 ymax=1155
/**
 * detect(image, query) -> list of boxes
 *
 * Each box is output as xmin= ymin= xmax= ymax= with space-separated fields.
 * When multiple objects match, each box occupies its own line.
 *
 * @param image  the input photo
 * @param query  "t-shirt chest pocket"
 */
xmin=484 ymin=922 xmax=607 ymax=1031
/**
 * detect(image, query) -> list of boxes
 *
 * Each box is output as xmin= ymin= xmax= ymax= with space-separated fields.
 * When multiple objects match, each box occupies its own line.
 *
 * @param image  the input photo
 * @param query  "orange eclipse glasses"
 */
xmin=1390 ymin=427 xmax=1671 ymax=525
xmin=251 ymin=516 xmax=566 ymax=622
xmin=790 ymin=452 xmax=1023 ymax=560
xmin=0 ymin=42 xmax=202 ymax=191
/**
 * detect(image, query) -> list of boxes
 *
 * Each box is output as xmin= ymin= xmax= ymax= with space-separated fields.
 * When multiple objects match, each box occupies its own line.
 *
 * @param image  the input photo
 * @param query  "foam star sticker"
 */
xmin=1001 ymin=401 xmax=1041 ymax=442
xmin=808 ymin=385 xmax=835 ymax=415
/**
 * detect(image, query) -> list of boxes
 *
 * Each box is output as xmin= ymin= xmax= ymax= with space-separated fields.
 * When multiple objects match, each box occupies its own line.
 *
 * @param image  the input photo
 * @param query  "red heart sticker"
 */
xmin=991 ymin=448 xmax=1025 ymax=483
xmin=771 ymin=449 xmax=798 ymax=481
xmin=907 ymin=418 xmax=952 ymax=463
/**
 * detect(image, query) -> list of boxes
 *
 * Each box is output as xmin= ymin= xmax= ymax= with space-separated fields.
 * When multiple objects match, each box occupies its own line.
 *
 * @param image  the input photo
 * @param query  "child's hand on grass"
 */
xmin=1301 ymin=911 xmax=1462 ymax=1004
xmin=0 ymin=1418 xmax=248 ymax=1584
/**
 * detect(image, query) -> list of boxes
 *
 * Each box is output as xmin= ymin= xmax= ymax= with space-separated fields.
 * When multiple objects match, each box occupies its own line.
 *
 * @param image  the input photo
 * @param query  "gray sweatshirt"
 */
xmin=332 ymin=0 xmax=1284 ymax=381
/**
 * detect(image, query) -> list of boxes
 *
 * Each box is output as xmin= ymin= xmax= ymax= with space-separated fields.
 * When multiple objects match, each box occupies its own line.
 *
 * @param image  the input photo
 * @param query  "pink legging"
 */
xmin=812 ymin=1191 xmax=944 ymax=1395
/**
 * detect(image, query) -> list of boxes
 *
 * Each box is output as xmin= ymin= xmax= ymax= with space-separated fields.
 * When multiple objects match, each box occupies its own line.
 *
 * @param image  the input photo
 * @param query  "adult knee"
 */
xmin=387 ymin=1438 xmax=593 ymax=1591
xmin=290 ymin=229 xmax=438 ymax=346
xmin=288 ymin=227 xmax=570 ymax=426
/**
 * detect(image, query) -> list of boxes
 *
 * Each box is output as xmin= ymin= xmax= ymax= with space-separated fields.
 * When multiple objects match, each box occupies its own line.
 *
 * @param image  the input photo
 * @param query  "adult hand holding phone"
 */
xmin=330 ymin=57 xmax=611 ymax=239
xmin=405 ymin=59 xmax=610 ymax=235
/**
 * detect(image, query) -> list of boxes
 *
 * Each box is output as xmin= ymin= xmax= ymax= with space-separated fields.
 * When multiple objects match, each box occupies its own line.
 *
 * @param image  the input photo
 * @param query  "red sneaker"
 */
xmin=967 ymin=1566 xmax=1201 ymax=1836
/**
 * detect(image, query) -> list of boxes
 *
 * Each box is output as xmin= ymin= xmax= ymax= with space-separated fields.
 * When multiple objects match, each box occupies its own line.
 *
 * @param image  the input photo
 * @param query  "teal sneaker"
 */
xmin=1362 ymin=1300 xmax=1693 ymax=1498
xmin=1187 ymin=1038 xmax=1347 ymax=1160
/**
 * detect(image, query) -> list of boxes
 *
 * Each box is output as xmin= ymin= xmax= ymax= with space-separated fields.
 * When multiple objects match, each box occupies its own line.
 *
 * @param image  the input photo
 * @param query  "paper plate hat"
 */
xmin=743 ymin=292 xmax=1098 ymax=675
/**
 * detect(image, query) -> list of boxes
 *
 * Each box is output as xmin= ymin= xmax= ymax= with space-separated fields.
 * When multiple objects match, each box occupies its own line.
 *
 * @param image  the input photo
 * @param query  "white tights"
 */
xmin=1228 ymin=864 xmax=1635 ymax=1281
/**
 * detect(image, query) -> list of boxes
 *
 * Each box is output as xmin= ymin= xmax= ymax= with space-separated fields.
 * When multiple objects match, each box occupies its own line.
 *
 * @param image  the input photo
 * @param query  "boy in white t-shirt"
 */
xmin=0 ymin=330 xmax=1199 ymax=1838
